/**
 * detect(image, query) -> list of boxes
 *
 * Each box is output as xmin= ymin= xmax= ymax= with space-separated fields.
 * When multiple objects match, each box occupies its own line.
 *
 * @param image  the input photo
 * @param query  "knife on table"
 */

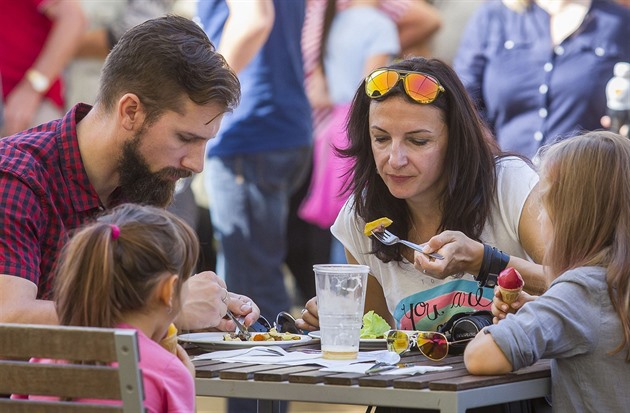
xmin=365 ymin=362 xmax=415 ymax=375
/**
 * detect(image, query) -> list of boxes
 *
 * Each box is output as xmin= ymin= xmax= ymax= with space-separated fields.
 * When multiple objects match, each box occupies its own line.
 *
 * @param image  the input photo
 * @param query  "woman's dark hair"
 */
xmin=341 ymin=57 xmax=498 ymax=262
xmin=96 ymin=15 xmax=240 ymax=126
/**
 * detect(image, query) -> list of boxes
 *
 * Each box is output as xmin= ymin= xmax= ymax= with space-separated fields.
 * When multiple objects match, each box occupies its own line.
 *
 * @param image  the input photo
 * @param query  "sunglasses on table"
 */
xmin=365 ymin=68 xmax=445 ymax=104
xmin=386 ymin=330 xmax=472 ymax=361
xmin=247 ymin=311 xmax=301 ymax=334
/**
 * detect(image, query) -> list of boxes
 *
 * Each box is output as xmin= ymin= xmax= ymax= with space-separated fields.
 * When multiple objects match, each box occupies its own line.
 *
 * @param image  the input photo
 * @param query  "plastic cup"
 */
xmin=314 ymin=264 xmax=369 ymax=360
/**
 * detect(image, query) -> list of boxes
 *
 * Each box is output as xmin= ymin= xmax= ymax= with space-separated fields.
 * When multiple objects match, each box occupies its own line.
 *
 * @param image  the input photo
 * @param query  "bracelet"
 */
xmin=25 ymin=69 xmax=50 ymax=94
xmin=475 ymin=244 xmax=492 ymax=287
xmin=475 ymin=244 xmax=510 ymax=288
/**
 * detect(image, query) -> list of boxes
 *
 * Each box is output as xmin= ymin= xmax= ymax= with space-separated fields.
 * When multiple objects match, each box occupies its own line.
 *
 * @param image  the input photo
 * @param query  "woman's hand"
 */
xmin=491 ymin=286 xmax=536 ymax=323
xmin=295 ymin=296 xmax=319 ymax=331
xmin=413 ymin=230 xmax=484 ymax=279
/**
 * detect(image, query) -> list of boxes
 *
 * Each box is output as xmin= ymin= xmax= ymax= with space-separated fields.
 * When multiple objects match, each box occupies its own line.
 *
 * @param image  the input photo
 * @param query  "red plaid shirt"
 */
xmin=0 ymin=104 xmax=106 ymax=299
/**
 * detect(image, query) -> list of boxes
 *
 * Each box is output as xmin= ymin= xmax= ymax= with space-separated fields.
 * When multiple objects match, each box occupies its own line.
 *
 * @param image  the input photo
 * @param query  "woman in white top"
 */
xmin=297 ymin=57 xmax=546 ymax=332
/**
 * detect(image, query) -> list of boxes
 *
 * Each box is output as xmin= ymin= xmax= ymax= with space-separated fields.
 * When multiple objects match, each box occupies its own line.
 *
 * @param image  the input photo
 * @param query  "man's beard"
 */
xmin=117 ymin=134 xmax=192 ymax=207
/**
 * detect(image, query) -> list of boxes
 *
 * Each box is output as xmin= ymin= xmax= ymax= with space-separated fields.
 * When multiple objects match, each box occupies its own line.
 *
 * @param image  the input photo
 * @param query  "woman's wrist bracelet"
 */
xmin=475 ymin=244 xmax=510 ymax=288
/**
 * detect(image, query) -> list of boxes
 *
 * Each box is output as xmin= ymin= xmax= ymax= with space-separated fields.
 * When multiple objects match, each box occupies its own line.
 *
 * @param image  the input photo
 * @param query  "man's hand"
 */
xmin=175 ymin=270 xmax=261 ymax=331
xmin=175 ymin=271 xmax=229 ymax=330
xmin=215 ymin=291 xmax=260 ymax=332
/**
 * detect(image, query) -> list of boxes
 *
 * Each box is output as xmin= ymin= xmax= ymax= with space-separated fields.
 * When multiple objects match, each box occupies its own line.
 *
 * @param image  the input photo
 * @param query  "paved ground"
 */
xmin=196 ymin=397 xmax=366 ymax=413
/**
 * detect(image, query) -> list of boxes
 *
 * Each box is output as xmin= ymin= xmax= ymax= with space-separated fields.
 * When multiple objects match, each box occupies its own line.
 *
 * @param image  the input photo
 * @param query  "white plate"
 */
xmin=178 ymin=332 xmax=312 ymax=351
xmin=307 ymin=331 xmax=386 ymax=349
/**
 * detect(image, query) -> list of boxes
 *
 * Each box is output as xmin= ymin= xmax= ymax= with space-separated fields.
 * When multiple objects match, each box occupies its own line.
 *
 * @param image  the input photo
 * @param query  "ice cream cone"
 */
xmin=499 ymin=286 xmax=522 ymax=305
xmin=160 ymin=323 xmax=178 ymax=354
xmin=497 ymin=267 xmax=524 ymax=308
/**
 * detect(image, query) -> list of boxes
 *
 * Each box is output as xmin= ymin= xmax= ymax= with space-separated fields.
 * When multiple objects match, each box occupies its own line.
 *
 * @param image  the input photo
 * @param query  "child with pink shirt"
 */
xmin=14 ymin=203 xmax=199 ymax=412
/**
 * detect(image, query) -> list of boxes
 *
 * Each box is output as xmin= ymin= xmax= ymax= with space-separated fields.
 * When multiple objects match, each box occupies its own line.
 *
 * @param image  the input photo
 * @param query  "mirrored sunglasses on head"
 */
xmin=386 ymin=330 xmax=472 ymax=361
xmin=365 ymin=68 xmax=445 ymax=104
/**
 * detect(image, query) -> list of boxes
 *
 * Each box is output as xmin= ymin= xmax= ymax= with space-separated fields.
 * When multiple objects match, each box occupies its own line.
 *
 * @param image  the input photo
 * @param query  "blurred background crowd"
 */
xmin=1 ymin=0 xmax=628 ymax=329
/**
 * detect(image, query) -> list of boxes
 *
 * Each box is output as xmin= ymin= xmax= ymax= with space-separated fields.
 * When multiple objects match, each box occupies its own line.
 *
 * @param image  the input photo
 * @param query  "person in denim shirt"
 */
xmin=454 ymin=0 xmax=630 ymax=159
xmin=198 ymin=0 xmax=312 ymax=323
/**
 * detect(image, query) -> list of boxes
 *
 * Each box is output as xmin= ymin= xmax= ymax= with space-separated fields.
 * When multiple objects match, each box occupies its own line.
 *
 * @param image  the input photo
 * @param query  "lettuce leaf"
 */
xmin=360 ymin=310 xmax=390 ymax=339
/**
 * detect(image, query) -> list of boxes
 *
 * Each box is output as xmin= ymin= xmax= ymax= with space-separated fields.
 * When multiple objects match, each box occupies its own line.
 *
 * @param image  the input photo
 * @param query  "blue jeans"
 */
xmin=204 ymin=147 xmax=311 ymax=319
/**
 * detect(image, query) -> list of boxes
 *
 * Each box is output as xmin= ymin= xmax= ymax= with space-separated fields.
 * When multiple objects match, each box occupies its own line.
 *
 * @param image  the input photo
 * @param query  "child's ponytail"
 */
xmin=54 ymin=204 xmax=199 ymax=328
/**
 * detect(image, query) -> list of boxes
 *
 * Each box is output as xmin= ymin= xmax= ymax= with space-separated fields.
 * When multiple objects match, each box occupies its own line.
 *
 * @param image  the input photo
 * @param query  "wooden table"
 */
xmin=191 ymin=344 xmax=551 ymax=413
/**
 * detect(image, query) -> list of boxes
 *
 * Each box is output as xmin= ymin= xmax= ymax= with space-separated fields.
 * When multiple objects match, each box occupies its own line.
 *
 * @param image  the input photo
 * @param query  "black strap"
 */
xmin=475 ymin=244 xmax=510 ymax=288
xmin=437 ymin=311 xmax=470 ymax=337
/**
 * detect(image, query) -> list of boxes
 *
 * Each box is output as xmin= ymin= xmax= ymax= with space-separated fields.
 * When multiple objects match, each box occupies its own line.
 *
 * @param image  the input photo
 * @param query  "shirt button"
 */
xmin=554 ymin=46 xmax=564 ymax=55
xmin=538 ymin=108 xmax=548 ymax=118
xmin=595 ymin=47 xmax=605 ymax=56
xmin=504 ymin=40 xmax=515 ymax=49
xmin=534 ymin=131 xmax=544 ymax=141
xmin=544 ymin=62 xmax=554 ymax=72
xmin=539 ymin=84 xmax=549 ymax=94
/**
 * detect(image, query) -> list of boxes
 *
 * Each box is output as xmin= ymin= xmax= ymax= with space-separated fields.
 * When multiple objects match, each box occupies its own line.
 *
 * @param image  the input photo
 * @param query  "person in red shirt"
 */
xmin=0 ymin=15 xmax=260 ymax=333
xmin=0 ymin=0 xmax=86 ymax=136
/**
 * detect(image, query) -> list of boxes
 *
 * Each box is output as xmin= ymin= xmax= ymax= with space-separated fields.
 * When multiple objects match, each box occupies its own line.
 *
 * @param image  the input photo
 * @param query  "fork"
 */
xmin=226 ymin=310 xmax=252 ymax=340
xmin=371 ymin=229 xmax=444 ymax=260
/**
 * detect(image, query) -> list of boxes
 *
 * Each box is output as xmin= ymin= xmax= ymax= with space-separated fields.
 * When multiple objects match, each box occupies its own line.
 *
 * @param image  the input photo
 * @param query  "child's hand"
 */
xmin=491 ymin=286 xmax=536 ymax=323
xmin=175 ymin=344 xmax=195 ymax=378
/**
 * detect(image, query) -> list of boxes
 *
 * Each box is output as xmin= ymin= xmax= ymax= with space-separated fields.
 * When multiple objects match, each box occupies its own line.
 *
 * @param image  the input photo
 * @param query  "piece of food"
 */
xmin=223 ymin=327 xmax=301 ymax=342
xmin=160 ymin=323 xmax=178 ymax=354
xmin=363 ymin=217 xmax=393 ymax=236
xmin=497 ymin=267 xmax=524 ymax=305
xmin=360 ymin=310 xmax=391 ymax=339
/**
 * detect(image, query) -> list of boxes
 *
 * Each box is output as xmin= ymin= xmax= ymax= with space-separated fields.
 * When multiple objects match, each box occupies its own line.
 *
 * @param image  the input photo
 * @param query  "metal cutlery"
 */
xmin=371 ymin=229 xmax=444 ymax=260
xmin=365 ymin=361 xmax=415 ymax=375
xmin=226 ymin=309 xmax=252 ymax=341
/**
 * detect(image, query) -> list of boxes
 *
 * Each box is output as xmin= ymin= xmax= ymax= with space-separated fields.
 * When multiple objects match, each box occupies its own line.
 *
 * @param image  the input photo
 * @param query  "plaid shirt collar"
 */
xmin=57 ymin=103 xmax=106 ymax=213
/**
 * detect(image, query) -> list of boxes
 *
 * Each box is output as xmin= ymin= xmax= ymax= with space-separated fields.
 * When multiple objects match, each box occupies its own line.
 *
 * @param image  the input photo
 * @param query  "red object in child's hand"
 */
xmin=497 ymin=267 xmax=524 ymax=289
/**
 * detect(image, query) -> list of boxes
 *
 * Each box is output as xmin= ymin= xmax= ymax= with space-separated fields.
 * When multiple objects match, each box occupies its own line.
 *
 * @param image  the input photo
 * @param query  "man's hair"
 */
xmin=96 ymin=15 xmax=240 ymax=124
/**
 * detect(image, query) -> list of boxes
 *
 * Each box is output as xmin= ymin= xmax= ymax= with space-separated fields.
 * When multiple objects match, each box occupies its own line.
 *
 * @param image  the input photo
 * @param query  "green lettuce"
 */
xmin=360 ymin=310 xmax=390 ymax=339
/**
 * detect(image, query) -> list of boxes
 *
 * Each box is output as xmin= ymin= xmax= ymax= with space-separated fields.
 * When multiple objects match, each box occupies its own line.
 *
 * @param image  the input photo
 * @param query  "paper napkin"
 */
xmin=193 ymin=349 xmax=400 ymax=369
xmin=320 ymin=363 xmax=453 ymax=375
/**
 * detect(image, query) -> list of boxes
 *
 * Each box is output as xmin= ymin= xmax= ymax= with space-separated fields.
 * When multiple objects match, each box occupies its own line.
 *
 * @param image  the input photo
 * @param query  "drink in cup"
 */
xmin=314 ymin=264 xmax=369 ymax=360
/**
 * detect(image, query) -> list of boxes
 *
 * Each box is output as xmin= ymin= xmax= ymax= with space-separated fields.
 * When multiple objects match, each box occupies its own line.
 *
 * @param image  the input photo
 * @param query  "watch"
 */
xmin=25 ymin=69 xmax=50 ymax=94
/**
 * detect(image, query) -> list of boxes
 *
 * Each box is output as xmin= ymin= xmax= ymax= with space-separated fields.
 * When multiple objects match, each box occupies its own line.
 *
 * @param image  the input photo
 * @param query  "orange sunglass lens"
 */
xmin=404 ymin=73 xmax=441 ymax=104
xmin=416 ymin=333 xmax=448 ymax=361
xmin=365 ymin=70 xmax=400 ymax=98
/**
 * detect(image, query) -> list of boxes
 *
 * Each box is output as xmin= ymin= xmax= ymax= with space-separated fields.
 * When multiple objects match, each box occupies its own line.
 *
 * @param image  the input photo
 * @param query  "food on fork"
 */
xmin=160 ymin=323 xmax=178 ymax=354
xmin=497 ymin=267 xmax=524 ymax=306
xmin=363 ymin=217 xmax=393 ymax=236
xmin=223 ymin=327 xmax=301 ymax=342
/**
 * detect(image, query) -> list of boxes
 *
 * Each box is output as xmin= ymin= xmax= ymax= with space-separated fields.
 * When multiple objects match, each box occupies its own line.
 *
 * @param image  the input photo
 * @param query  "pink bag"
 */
xmin=299 ymin=104 xmax=354 ymax=229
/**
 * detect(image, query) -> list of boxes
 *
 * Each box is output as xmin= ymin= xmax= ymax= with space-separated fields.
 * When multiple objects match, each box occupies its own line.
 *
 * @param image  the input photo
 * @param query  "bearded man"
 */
xmin=0 ymin=15 xmax=261 ymax=332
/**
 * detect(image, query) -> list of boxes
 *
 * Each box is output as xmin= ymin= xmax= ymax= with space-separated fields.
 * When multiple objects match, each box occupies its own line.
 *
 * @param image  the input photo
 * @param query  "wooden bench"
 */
xmin=0 ymin=323 xmax=145 ymax=413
